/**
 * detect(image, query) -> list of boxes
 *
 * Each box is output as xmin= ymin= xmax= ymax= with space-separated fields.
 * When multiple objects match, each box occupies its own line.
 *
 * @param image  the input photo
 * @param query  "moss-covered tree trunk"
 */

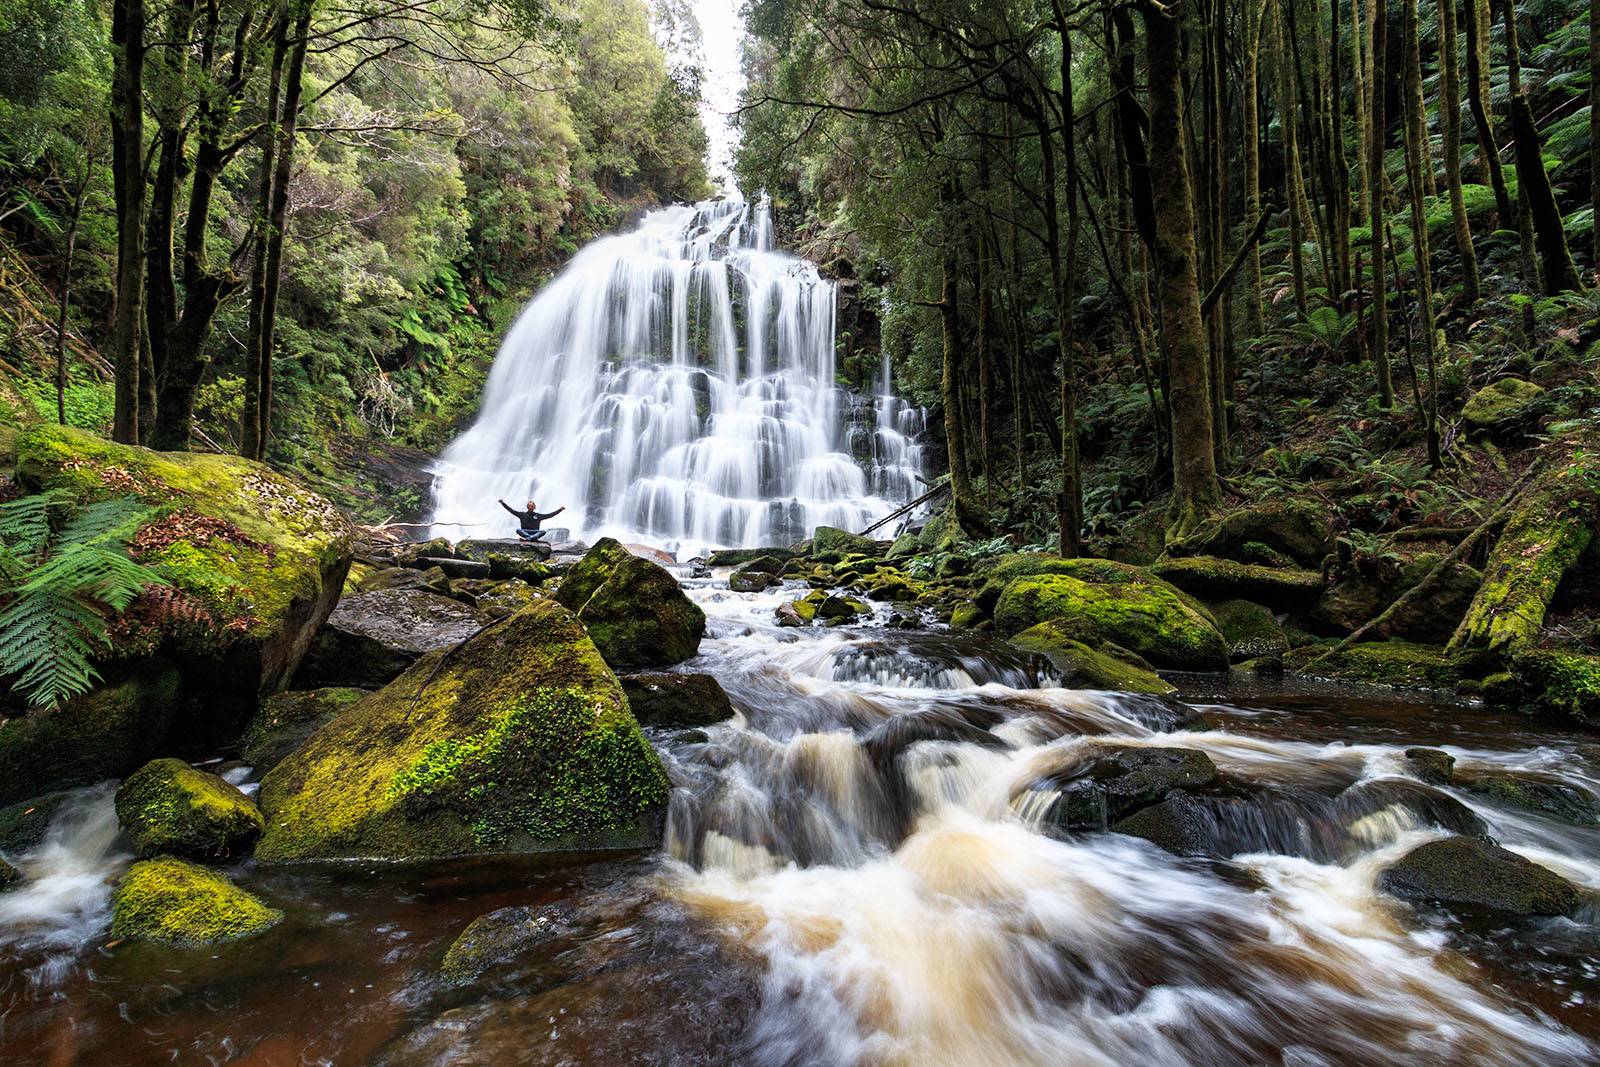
xmin=1439 ymin=0 xmax=1480 ymax=303
xmin=1242 ymin=0 xmax=1266 ymax=333
xmin=1367 ymin=0 xmax=1393 ymax=408
xmin=1143 ymin=1 xmax=1221 ymax=539
xmin=1401 ymin=0 xmax=1442 ymax=468
xmin=1325 ymin=0 xmax=1353 ymax=303
xmin=1499 ymin=0 xmax=1543 ymax=292
xmin=109 ymin=0 xmax=145 ymax=445
xmin=1276 ymin=4 xmax=1310 ymax=319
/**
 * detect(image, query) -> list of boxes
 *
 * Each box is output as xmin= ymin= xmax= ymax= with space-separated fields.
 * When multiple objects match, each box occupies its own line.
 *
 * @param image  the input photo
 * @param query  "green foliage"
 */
xmin=0 ymin=493 xmax=168 ymax=708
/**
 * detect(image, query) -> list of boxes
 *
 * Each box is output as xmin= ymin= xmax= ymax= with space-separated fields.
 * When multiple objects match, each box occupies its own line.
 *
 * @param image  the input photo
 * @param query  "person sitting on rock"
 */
xmin=499 ymin=498 xmax=564 ymax=542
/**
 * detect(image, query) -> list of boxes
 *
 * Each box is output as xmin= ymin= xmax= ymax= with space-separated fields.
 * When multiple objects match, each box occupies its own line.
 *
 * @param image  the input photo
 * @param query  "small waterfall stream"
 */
xmin=429 ymin=196 xmax=926 ymax=555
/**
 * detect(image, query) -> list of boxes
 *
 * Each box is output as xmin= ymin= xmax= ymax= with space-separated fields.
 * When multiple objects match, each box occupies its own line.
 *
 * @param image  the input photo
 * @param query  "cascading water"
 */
xmin=428 ymin=196 xmax=926 ymax=555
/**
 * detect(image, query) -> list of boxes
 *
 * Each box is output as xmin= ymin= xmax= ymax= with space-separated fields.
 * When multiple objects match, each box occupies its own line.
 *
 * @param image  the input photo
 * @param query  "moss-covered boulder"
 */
xmin=293 ymin=588 xmax=492 ymax=689
xmin=1285 ymin=641 xmax=1460 ymax=691
xmin=256 ymin=598 xmax=668 ymax=862
xmin=396 ymin=537 xmax=458 ymax=566
xmin=114 ymin=758 xmax=264 ymax=860
xmin=110 ymin=857 xmax=282 ymax=943
xmin=1165 ymin=501 xmax=1333 ymax=568
xmin=1463 ymin=774 xmax=1598 ymax=826
xmin=1148 ymin=556 xmax=1322 ymax=608
xmin=552 ymin=537 xmax=634 ymax=612
xmin=0 ymin=662 xmax=181 ymax=807
xmin=570 ymin=556 xmax=705 ymax=670
xmin=240 ymin=687 xmax=370 ymax=770
xmin=1404 ymin=748 xmax=1455 ymax=785
xmin=1211 ymin=599 xmax=1289 ymax=663
xmin=1500 ymin=648 xmax=1600 ymax=727
xmin=728 ymin=567 xmax=778 ymax=593
xmin=16 ymin=424 xmax=353 ymax=703
xmin=812 ymin=525 xmax=879 ymax=557
xmin=1450 ymin=442 xmax=1599 ymax=655
xmin=994 ymin=574 xmax=1228 ymax=671
xmin=1007 ymin=621 xmax=1177 ymax=695
xmin=620 ymin=673 xmax=734 ymax=727
xmin=1461 ymin=377 xmax=1546 ymax=436
xmin=1378 ymin=836 xmax=1581 ymax=917
xmin=704 ymin=547 xmax=796 ymax=567
xmin=439 ymin=904 xmax=572 ymax=984
xmin=1312 ymin=554 xmax=1481 ymax=643
xmin=455 ymin=539 xmax=559 ymax=582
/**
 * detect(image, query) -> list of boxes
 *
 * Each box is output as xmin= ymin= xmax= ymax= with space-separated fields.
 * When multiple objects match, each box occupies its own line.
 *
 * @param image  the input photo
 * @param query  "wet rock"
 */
xmin=396 ymin=537 xmax=458 ymax=566
xmin=1007 ymin=620 xmax=1177 ymax=695
xmin=621 ymin=673 xmax=734 ymax=727
xmin=817 ymin=593 xmax=872 ymax=624
xmin=1335 ymin=778 xmax=1486 ymax=839
xmin=0 ymin=855 xmax=19 ymax=890
xmin=728 ymin=567 xmax=777 ymax=593
xmin=1403 ymin=748 xmax=1455 ymax=785
xmin=1229 ymin=656 xmax=1284 ymax=679
xmin=552 ymin=537 xmax=635 ymax=611
xmin=1463 ymin=774 xmax=1599 ymax=826
xmin=115 ymin=758 xmax=264 ymax=860
xmin=949 ymin=602 xmax=985 ymax=629
xmin=1501 ymin=648 xmax=1600 ymax=728
xmin=775 ymin=601 xmax=806 ymax=627
xmin=1210 ymin=599 xmax=1290 ymax=663
xmin=439 ymin=904 xmax=577 ymax=984
xmin=732 ymin=554 xmax=786 ymax=575
xmin=1112 ymin=787 xmax=1344 ymax=861
xmin=1036 ymin=744 xmax=1218 ymax=829
xmin=257 ymin=598 xmax=668 ymax=863
xmin=1379 ymin=836 xmax=1582 ymax=917
xmin=456 ymin=539 xmax=562 ymax=582
xmin=1284 ymin=641 xmax=1461 ymax=692
xmin=994 ymin=573 xmax=1228 ymax=671
xmin=358 ymin=566 xmax=451 ymax=595
xmin=417 ymin=556 xmax=490 ymax=579
xmin=292 ymin=588 xmax=492 ymax=689
xmin=240 ymin=687 xmax=370 ymax=771
xmin=812 ymin=525 xmax=879 ymax=557
xmin=0 ymin=792 xmax=69 ymax=853
xmin=1149 ymin=557 xmax=1322 ymax=608
xmin=624 ymin=543 xmax=676 ymax=566
xmin=110 ymin=857 xmax=282 ymax=943
xmin=705 ymin=547 xmax=796 ymax=567
xmin=552 ymin=539 xmax=705 ymax=670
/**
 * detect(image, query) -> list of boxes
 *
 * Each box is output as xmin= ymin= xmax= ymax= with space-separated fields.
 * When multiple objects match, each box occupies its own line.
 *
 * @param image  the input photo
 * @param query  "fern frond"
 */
xmin=0 ymin=590 xmax=105 ymax=709
xmin=0 ymin=491 xmax=65 ymax=561
xmin=58 ymin=497 xmax=158 ymax=548
xmin=22 ymin=544 xmax=170 ymax=613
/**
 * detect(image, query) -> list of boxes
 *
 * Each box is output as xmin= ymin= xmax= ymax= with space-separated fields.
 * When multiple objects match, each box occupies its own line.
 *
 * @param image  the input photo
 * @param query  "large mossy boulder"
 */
xmin=0 ymin=662 xmax=181 ymax=807
xmin=1450 ymin=440 xmax=1599 ymax=656
xmin=1499 ymin=648 xmax=1600 ymax=727
xmin=240 ymin=687 xmax=370 ymax=770
xmin=1210 ymin=599 xmax=1289 ymax=663
xmin=1461 ymin=377 xmax=1546 ymax=436
xmin=1285 ymin=641 xmax=1460 ymax=691
xmin=255 ymin=598 xmax=669 ymax=863
xmin=554 ymin=540 xmax=705 ymax=670
xmin=293 ymin=588 xmax=492 ymax=689
xmin=1312 ymin=554 xmax=1481 ymax=643
xmin=811 ymin=525 xmax=879 ymax=558
xmin=115 ymin=758 xmax=264 ymax=860
xmin=15 ymin=424 xmax=353 ymax=705
xmin=1006 ymin=621 xmax=1177 ymax=695
xmin=620 ymin=673 xmax=735 ymax=727
xmin=110 ymin=857 xmax=282 ymax=943
xmin=454 ymin=539 xmax=558 ymax=582
xmin=994 ymin=574 xmax=1228 ymax=671
xmin=1165 ymin=501 xmax=1333 ymax=568
xmin=1378 ymin=836 xmax=1582 ymax=917
xmin=1148 ymin=556 xmax=1322 ymax=608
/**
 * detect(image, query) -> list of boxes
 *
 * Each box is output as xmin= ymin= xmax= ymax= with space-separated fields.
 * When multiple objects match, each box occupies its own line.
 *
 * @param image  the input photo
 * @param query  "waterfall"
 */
xmin=428 ymin=196 xmax=926 ymax=556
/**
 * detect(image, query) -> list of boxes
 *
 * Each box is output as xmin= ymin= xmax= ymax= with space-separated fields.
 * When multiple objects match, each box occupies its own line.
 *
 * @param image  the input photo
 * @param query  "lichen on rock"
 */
xmin=110 ymin=857 xmax=282 ymax=943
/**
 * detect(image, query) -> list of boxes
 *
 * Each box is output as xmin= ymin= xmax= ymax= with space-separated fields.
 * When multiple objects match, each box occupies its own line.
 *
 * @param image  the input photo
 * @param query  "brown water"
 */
xmin=2 ymin=582 xmax=1597 ymax=1066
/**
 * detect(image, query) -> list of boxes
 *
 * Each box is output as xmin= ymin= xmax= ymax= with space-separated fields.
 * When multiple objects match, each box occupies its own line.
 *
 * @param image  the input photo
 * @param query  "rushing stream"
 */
xmin=2 ymin=579 xmax=1598 ymax=1065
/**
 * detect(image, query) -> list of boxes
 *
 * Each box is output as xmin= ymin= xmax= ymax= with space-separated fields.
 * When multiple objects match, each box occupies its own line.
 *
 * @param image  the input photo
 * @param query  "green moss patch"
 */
xmin=994 ymin=574 xmax=1228 ymax=671
xmin=256 ymin=598 xmax=668 ymax=863
xmin=1007 ymin=621 xmax=1176 ymax=695
xmin=571 ymin=554 xmax=706 ymax=670
xmin=114 ymin=758 xmax=264 ymax=860
xmin=1211 ymin=599 xmax=1290 ymax=662
xmin=110 ymin=857 xmax=281 ymax=943
xmin=1149 ymin=556 xmax=1322 ymax=607
xmin=1285 ymin=641 xmax=1461 ymax=692
xmin=240 ymin=687 xmax=370 ymax=769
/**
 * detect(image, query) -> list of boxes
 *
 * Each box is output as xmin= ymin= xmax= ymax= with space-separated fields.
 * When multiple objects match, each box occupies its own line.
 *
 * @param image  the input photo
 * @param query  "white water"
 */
xmin=657 ymin=585 xmax=1600 ymax=1066
xmin=429 ymin=196 xmax=926 ymax=557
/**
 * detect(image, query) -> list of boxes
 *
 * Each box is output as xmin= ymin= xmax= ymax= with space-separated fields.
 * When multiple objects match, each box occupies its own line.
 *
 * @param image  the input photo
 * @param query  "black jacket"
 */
xmin=501 ymin=501 xmax=562 ymax=529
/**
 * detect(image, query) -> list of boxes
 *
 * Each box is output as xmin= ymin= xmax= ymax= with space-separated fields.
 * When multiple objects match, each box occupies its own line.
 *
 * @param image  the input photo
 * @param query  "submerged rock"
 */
xmin=1379 ymin=836 xmax=1582 ymax=917
xmin=1031 ymin=744 xmax=1218 ymax=829
xmin=620 ymin=673 xmax=734 ymax=727
xmin=1006 ymin=621 xmax=1176 ymax=695
xmin=994 ymin=574 xmax=1228 ymax=671
xmin=115 ymin=758 xmax=264 ymax=860
xmin=292 ymin=588 xmax=492 ymax=689
xmin=1463 ymin=774 xmax=1599 ymax=826
xmin=256 ymin=598 xmax=668 ymax=863
xmin=239 ymin=687 xmax=370 ymax=770
xmin=110 ymin=857 xmax=282 ymax=943
xmin=438 ymin=904 xmax=577 ymax=984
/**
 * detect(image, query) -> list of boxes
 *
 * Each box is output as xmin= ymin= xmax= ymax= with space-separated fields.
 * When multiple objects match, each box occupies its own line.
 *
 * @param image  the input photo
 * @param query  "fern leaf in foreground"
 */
xmin=0 ymin=591 xmax=106 ymax=709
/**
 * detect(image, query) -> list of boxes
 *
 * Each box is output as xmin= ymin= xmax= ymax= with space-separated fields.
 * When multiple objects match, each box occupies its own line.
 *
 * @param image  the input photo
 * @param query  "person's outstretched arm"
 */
xmin=536 ymin=506 xmax=565 ymax=520
xmin=499 ymin=499 xmax=518 ymax=516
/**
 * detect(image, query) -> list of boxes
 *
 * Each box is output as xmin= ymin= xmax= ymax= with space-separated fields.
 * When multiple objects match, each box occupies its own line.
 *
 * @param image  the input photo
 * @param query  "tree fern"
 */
xmin=0 ymin=494 xmax=170 ymax=710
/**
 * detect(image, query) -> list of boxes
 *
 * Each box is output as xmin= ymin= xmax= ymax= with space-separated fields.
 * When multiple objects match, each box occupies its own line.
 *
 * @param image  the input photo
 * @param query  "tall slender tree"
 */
xmin=1439 ymin=0 xmax=1479 ymax=303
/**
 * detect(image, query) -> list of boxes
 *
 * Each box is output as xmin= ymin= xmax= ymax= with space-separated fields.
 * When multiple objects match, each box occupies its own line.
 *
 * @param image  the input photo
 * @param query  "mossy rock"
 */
xmin=0 ymin=792 xmax=69 ymax=853
xmin=0 ymin=855 xmax=20 ymax=890
xmin=110 ymin=857 xmax=282 ymax=943
xmin=574 ymin=555 xmax=706 ymax=670
xmin=1463 ymin=774 xmax=1598 ymax=826
xmin=293 ymin=588 xmax=493 ymax=690
xmin=256 ymin=598 xmax=668 ymax=863
xmin=115 ymin=758 xmax=264 ymax=860
xmin=552 ymin=537 xmax=634 ymax=612
xmin=0 ymin=662 xmax=181 ymax=807
xmin=1501 ymin=648 xmax=1600 ymax=727
xmin=1313 ymin=554 xmax=1481 ymax=643
xmin=1148 ymin=556 xmax=1322 ymax=608
xmin=1404 ymin=748 xmax=1455 ymax=785
xmin=949 ymin=603 xmax=985 ymax=629
xmin=1007 ymin=622 xmax=1177 ymax=695
xmin=456 ymin=539 xmax=559 ymax=582
xmin=1450 ymin=440 xmax=1599 ymax=655
xmin=1210 ymin=599 xmax=1290 ymax=662
xmin=439 ymin=904 xmax=571 ymax=984
xmin=240 ymin=687 xmax=370 ymax=770
xmin=811 ymin=525 xmax=879 ymax=557
xmin=1378 ymin=836 xmax=1581 ymax=917
xmin=704 ymin=547 xmax=796 ymax=567
xmin=1461 ymin=377 xmax=1546 ymax=435
xmin=1165 ymin=501 xmax=1333 ymax=568
xmin=728 ymin=569 xmax=778 ymax=593
xmin=1284 ymin=641 xmax=1461 ymax=691
xmin=994 ymin=574 xmax=1228 ymax=671
xmin=975 ymin=555 xmax=1216 ymax=625
xmin=15 ymin=425 xmax=353 ymax=702
xmin=620 ymin=673 xmax=734 ymax=727
xmin=397 ymin=537 xmax=458 ymax=565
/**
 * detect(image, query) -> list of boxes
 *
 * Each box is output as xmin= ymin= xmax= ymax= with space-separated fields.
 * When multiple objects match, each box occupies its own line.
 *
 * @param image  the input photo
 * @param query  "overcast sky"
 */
xmin=693 ymin=0 xmax=743 ymax=187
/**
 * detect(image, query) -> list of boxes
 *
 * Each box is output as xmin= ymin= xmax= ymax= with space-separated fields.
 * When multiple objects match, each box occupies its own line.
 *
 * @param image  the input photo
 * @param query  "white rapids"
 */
xmin=428 ymin=196 xmax=926 ymax=557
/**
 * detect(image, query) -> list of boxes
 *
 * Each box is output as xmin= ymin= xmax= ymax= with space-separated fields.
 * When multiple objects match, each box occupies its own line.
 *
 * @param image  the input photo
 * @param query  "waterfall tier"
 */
xmin=429 ymin=197 xmax=926 ymax=556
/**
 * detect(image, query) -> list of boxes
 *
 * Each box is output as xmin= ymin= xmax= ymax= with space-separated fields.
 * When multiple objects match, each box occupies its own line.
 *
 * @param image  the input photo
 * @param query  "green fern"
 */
xmin=0 ymin=494 xmax=170 ymax=709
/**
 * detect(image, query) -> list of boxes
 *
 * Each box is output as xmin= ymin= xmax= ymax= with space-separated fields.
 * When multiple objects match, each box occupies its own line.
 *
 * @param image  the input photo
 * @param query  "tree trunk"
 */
xmin=1402 ymin=0 xmax=1442 ymax=467
xmin=1367 ymin=0 xmax=1393 ymax=408
xmin=938 ymin=182 xmax=981 ymax=534
xmin=1352 ymin=0 xmax=1370 ymax=227
xmin=1242 ymin=0 xmax=1266 ymax=332
xmin=1051 ymin=0 xmax=1083 ymax=556
xmin=1326 ymin=0 xmax=1353 ymax=302
xmin=1142 ymin=2 xmax=1221 ymax=539
xmin=1464 ymin=0 xmax=1512 ymax=225
xmin=243 ymin=2 xmax=290 ymax=460
xmin=1439 ymin=0 xmax=1480 ymax=303
xmin=1499 ymin=0 xmax=1541 ymax=292
xmin=109 ymin=0 xmax=145 ymax=444
xmin=1592 ymin=0 xmax=1600 ymax=269
xmin=1277 ymin=5 xmax=1310 ymax=319
xmin=1509 ymin=97 xmax=1583 ymax=294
